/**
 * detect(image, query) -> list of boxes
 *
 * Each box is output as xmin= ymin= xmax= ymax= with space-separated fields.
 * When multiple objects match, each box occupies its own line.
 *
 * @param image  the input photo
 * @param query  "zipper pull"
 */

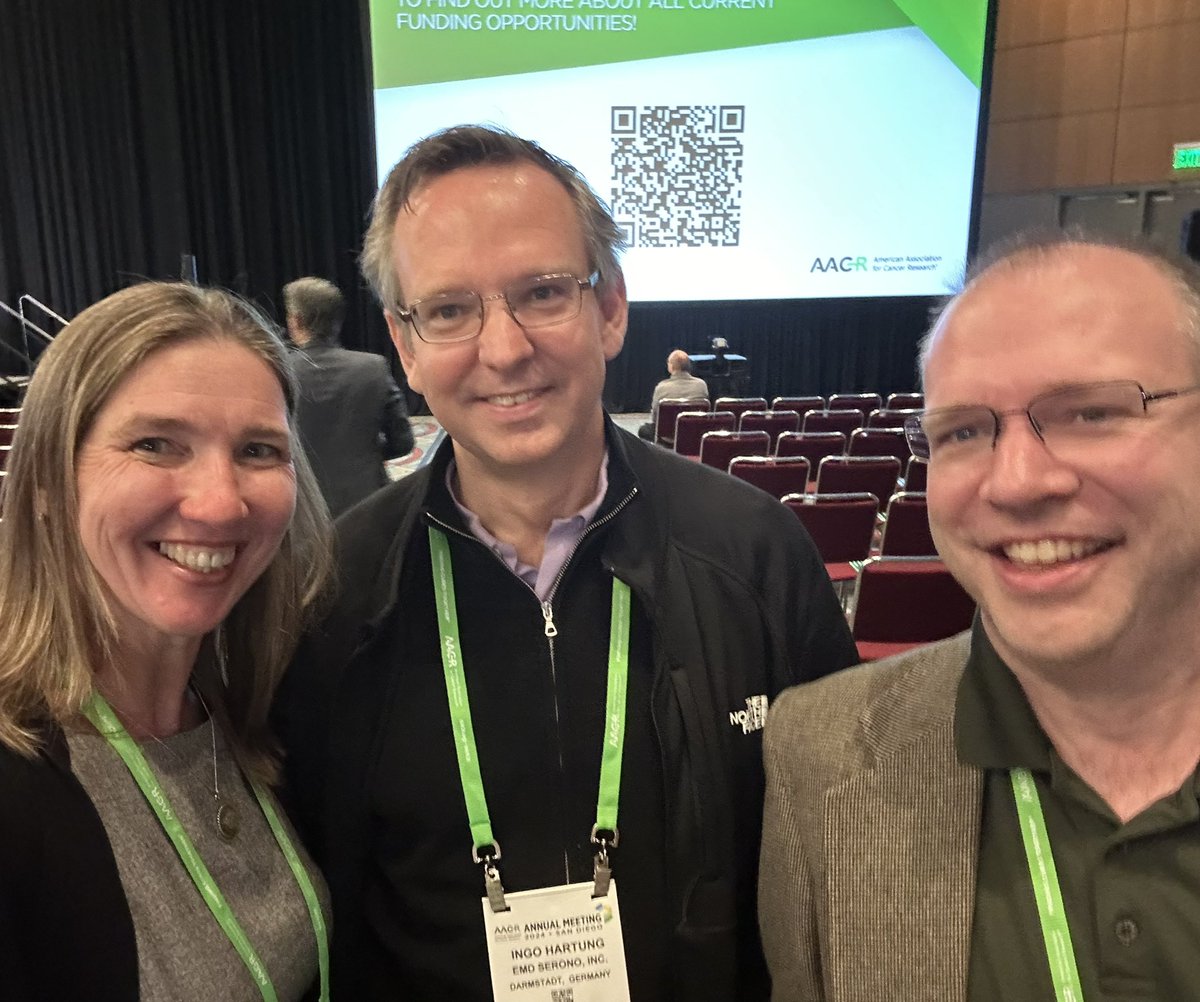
xmin=541 ymin=601 xmax=558 ymax=638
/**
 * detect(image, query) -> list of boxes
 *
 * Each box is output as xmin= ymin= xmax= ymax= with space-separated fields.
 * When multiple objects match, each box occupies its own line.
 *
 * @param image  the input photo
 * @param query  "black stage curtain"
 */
xmin=0 ymin=0 xmax=386 ymax=361
xmin=0 ymin=0 xmax=931 ymax=411
xmin=607 ymin=296 xmax=933 ymax=413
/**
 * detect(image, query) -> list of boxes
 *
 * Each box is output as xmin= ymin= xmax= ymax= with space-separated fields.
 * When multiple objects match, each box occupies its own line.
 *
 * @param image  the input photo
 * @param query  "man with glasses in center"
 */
xmin=759 ymin=232 xmax=1200 ymax=1000
xmin=275 ymin=125 xmax=857 ymax=1001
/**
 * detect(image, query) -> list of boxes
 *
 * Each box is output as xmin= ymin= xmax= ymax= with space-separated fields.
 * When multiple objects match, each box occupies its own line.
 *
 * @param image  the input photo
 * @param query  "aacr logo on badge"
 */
xmin=494 ymin=921 xmax=522 ymax=943
xmin=484 ymin=881 xmax=631 ymax=1001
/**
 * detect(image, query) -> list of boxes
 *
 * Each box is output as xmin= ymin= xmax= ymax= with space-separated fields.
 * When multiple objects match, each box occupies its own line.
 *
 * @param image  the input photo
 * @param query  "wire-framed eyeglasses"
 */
xmin=904 ymin=380 xmax=1200 ymax=461
xmin=395 ymin=271 xmax=600 ymax=344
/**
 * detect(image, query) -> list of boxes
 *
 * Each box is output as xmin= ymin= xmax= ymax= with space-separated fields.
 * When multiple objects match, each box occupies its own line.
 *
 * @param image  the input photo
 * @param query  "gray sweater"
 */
xmin=68 ymin=722 xmax=328 ymax=1001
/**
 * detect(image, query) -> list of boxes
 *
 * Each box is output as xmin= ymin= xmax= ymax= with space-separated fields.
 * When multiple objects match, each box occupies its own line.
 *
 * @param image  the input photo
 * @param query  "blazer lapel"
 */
xmin=822 ymin=720 xmax=982 ymax=1002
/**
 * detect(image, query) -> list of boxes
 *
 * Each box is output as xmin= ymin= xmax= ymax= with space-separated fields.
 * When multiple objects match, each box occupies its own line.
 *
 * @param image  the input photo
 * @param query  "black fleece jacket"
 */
xmin=275 ymin=419 xmax=858 ymax=1000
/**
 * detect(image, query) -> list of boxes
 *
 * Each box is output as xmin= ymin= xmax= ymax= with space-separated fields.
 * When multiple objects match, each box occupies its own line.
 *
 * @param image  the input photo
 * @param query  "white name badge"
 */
xmin=484 ymin=880 xmax=631 ymax=1002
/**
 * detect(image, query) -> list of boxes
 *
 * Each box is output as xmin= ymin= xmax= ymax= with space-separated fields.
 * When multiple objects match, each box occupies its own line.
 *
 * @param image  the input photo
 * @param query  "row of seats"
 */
xmin=692 ymin=426 xmax=920 ymax=477
xmin=767 ymin=392 xmax=923 ymax=413
xmin=782 ymin=491 xmax=933 ymax=564
xmin=670 ymin=411 xmax=919 ymax=458
xmin=655 ymin=392 xmax=925 ymax=448
xmin=717 ymin=452 xmax=918 ymax=510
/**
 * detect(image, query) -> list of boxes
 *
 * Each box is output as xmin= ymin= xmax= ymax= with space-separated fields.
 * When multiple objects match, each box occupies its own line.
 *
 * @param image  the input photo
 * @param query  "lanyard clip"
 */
xmin=592 ymin=852 xmax=612 ymax=899
xmin=591 ymin=825 xmax=619 ymax=898
xmin=473 ymin=842 xmax=509 ymax=913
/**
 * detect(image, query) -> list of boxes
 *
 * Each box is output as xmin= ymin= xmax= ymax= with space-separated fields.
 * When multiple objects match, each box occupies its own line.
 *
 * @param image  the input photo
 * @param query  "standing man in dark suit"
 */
xmin=284 ymin=277 xmax=414 ymax=516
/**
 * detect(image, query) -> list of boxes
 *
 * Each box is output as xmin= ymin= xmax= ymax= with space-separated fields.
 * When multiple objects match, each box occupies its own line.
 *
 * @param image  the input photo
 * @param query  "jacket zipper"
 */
xmin=427 ymin=485 xmax=639 ymax=883
xmin=539 ymin=486 xmax=638 ymax=635
xmin=540 ymin=487 xmax=637 ymax=881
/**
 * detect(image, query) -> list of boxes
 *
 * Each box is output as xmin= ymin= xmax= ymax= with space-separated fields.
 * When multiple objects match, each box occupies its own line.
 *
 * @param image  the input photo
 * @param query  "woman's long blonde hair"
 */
xmin=0 ymin=282 xmax=333 ymax=781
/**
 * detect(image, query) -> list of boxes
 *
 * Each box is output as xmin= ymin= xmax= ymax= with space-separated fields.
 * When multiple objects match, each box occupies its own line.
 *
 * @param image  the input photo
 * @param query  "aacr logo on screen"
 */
xmin=810 ymin=254 xmax=945 ymax=275
xmin=810 ymin=256 xmax=866 ymax=273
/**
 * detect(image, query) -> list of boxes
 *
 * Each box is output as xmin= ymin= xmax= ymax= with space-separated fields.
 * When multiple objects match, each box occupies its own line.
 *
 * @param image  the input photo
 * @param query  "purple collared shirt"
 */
xmin=447 ymin=453 xmax=610 ymax=602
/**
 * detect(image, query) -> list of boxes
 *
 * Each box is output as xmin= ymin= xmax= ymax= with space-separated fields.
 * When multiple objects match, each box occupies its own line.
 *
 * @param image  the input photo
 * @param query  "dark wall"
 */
xmin=0 ymin=0 xmax=384 ymax=358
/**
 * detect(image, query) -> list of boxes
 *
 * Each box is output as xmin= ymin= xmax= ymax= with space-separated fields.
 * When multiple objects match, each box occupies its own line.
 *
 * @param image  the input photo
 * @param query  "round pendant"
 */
xmin=216 ymin=801 xmax=241 ymax=842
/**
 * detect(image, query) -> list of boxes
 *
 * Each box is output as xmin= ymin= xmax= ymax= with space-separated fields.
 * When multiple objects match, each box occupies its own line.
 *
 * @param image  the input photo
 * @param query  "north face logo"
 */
xmin=729 ymin=694 xmax=768 ymax=734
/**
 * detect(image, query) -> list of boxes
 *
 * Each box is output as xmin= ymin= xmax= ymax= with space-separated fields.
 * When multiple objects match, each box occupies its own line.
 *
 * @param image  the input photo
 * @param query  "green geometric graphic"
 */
xmin=370 ymin=0 xmax=987 ymax=89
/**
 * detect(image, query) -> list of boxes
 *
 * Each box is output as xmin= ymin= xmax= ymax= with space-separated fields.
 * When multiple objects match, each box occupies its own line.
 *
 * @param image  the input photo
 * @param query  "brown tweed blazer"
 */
xmin=759 ymin=631 xmax=982 ymax=1002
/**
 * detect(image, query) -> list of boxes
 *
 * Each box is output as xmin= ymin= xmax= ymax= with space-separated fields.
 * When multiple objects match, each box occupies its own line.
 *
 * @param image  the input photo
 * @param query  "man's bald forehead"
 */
xmin=919 ymin=239 xmax=1200 ymax=384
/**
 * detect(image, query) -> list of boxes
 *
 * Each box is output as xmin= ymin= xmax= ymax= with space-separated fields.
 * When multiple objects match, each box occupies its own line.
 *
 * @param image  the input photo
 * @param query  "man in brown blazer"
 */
xmin=760 ymin=234 xmax=1200 ymax=1000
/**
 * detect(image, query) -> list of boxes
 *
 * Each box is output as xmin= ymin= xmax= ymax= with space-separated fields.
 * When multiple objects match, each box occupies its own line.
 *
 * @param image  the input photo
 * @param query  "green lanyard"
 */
xmin=82 ymin=693 xmax=330 ymax=1002
xmin=428 ymin=527 xmax=630 ymax=880
xmin=1010 ymin=767 xmax=1085 ymax=1002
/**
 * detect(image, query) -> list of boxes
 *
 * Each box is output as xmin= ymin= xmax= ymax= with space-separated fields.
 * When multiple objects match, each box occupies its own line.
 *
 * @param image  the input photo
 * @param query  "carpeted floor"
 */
xmin=384 ymin=417 xmax=443 ymax=480
xmin=384 ymin=413 xmax=650 ymax=480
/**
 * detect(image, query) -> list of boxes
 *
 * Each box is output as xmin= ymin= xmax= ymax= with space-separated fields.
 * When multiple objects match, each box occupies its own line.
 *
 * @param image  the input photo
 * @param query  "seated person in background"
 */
xmin=285 ymin=276 xmax=414 ymax=516
xmin=637 ymin=347 xmax=709 ymax=439
xmin=275 ymin=124 xmax=858 ymax=1002
xmin=0 ymin=282 xmax=333 ymax=1001
xmin=760 ymin=233 xmax=1200 ymax=1001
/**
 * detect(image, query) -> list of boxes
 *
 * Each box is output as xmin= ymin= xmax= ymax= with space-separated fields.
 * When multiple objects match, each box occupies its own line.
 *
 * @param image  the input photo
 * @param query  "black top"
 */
xmin=0 ymin=725 xmax=140 ymax=1001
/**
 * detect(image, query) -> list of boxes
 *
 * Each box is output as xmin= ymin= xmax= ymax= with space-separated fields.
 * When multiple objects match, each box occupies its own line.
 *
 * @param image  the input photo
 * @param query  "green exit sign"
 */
xmin=1174 ymin=143 xmax=1200 ymax=171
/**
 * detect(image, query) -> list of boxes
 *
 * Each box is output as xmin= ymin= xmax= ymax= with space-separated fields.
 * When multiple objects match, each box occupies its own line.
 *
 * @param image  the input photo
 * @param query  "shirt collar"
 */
xmin=444 ymin=452 xmax=610 ymax=599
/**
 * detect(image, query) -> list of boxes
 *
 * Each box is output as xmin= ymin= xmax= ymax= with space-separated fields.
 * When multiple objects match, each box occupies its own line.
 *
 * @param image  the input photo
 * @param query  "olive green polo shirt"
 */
xmin=956 ymin=623 xmax=1200 ymax=1001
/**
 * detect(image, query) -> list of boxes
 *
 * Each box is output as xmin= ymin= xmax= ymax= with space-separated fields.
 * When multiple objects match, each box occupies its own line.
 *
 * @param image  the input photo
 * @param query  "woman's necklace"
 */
xmin=190 ymin=685 xmax=241 ymax=842
xmin=81 ymin=689 xmax=331 ymax=1000
xmin=88 ymin=682 xmax=241 ymax=842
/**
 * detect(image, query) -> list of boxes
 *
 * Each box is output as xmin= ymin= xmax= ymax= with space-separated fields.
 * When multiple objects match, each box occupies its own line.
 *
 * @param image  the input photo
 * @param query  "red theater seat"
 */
xmin=851 ymin=557 xmax=975 ymax=661
xmin=728 ymin=455 xmax=810 ymax=499
xmin=674 ymin=411 xmax=735 ymax=459
xmin=698 ymin=430 xmax=769 ymax=471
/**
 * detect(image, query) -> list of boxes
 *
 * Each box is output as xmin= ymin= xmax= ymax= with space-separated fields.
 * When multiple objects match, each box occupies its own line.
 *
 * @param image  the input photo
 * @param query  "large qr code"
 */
xmin=610 ymin=105 xmax=744 ymax=249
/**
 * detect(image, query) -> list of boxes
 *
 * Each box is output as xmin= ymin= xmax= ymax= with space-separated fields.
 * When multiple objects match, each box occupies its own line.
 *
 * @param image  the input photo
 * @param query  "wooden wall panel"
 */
xmin=984 ymin=113 xmax=1117 ymax=193
xmin=990 ymin=34 xmax=1124 ymax=121
xmin=1126 ymin=0 xmax=1200 ymax=28
xmin=983 ymin=0 xmax=1200 ymax=191
xmin=995 ymin=0 xmax=1126 ymax=48
xmin=1120 ymin=22 xmax=1200 ymax=107
xmin=1113 ymin=102 xmax=1200 ymax=183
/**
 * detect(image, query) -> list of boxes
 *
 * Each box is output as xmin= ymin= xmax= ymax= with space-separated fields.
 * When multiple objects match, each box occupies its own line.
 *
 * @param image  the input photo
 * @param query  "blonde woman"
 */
xmin=0 ymin=283 xmax=333 ymax=1001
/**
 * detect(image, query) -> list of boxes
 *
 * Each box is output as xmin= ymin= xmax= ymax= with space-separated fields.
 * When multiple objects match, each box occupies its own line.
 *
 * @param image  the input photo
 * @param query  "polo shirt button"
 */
xmin=1114 ymin=917 xmax=1139 ymax=946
